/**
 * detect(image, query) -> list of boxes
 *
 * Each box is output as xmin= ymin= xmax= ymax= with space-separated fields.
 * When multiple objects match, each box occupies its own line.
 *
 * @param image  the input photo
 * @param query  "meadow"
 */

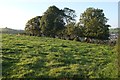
xmin=2 ymin=34 xmax=118 ymax=78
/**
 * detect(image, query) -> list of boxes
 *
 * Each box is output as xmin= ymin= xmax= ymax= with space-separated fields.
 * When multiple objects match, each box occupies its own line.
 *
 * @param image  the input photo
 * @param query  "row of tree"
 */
xmin=25 ymin=5 xmax=110 ymax=40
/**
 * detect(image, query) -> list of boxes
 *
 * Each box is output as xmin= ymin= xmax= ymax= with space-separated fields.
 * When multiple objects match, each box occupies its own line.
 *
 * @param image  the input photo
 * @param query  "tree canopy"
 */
xmin=25 ymin=6 xmax=111 ymax=41
xmin=79 ymin=7 xmax=110 ymax=40
xmin=25 ymin=16 xmax=42 ymax=36
xmin=63 ymin=7 xmax=77 ymax=25
xmin=40 ymin=6 xmax=65 ymax=37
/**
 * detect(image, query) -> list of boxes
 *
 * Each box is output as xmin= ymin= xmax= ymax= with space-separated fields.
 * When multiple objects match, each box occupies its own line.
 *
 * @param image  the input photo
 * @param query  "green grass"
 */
xmin=2 ymin=34 xmax=118 ymax=78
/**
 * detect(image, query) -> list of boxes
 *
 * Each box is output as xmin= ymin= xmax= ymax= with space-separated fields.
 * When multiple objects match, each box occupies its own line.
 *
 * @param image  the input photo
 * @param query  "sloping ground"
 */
xmin=0 ymin=28 xmax=24 ymax=34
xmin=2 ymin=34 xmax=118 ymax=78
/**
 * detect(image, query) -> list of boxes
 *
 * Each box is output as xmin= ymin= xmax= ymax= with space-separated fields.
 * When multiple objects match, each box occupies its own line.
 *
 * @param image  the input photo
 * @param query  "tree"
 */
xmin=64 ymin=22 xmax=83 ymax=40
xmin=25 ymin=16 xmax=42 ymax=36
xmin=65 ymin=22 xmax=75 ymax=36
xmin=79 ymin=7 xmax=110 ymax=40
xmin=63 ymin=7 xmax=77 ymax=25
xmin=40 ymin=5 xmax=65 ymax=37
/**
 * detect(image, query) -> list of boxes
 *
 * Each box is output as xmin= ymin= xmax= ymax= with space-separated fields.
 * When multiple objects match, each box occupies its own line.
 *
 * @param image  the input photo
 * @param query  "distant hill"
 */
xmin=0 ymin=27 xmax=25 ymax=34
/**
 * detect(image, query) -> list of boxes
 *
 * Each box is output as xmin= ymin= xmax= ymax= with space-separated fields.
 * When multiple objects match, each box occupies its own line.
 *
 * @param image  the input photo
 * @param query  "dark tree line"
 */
xmin=25 ymin=5 xmax=110 ymax=40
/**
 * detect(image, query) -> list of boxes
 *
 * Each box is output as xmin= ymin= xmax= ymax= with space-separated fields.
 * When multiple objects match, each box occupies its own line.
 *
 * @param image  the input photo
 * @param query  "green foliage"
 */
xmin=65 ymin=22 xmax=83 ymax=39
xmin=2 ymin=34 xmax=118 ymax=78
xmin=24 ymin=6 xmax=111 ymax=41
xmin=63 ymin=7 xmax=76 ymax=24
xmin=40 ymin=6 xmax=65 ymax=37
xmin=25 ymin=16 xmax=42 ymax=36
xmin=38 ymin=6 xmax=77 ymax=37
xmin=109 ymin=28 xmax=119 ymax=34
xmin=79 ymin=7 xmax=110 ymax=40
xmin=65 ymin=22 xmax=76 ymax=36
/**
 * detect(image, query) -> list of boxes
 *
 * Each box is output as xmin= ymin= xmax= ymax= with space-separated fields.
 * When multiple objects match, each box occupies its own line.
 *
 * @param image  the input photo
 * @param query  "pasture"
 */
xmin=2 ymin=34 xmax=118 ymax=78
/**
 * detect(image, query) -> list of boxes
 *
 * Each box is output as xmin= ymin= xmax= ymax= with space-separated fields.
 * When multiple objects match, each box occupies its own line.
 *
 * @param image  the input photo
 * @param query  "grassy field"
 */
xmin=2 ymin=34 xmax=118 ymax=78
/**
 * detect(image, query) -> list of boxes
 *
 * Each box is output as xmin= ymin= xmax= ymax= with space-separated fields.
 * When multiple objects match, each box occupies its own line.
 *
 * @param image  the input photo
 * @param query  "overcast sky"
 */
xmin=0 ymin=0 xmax=119 ymax=30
